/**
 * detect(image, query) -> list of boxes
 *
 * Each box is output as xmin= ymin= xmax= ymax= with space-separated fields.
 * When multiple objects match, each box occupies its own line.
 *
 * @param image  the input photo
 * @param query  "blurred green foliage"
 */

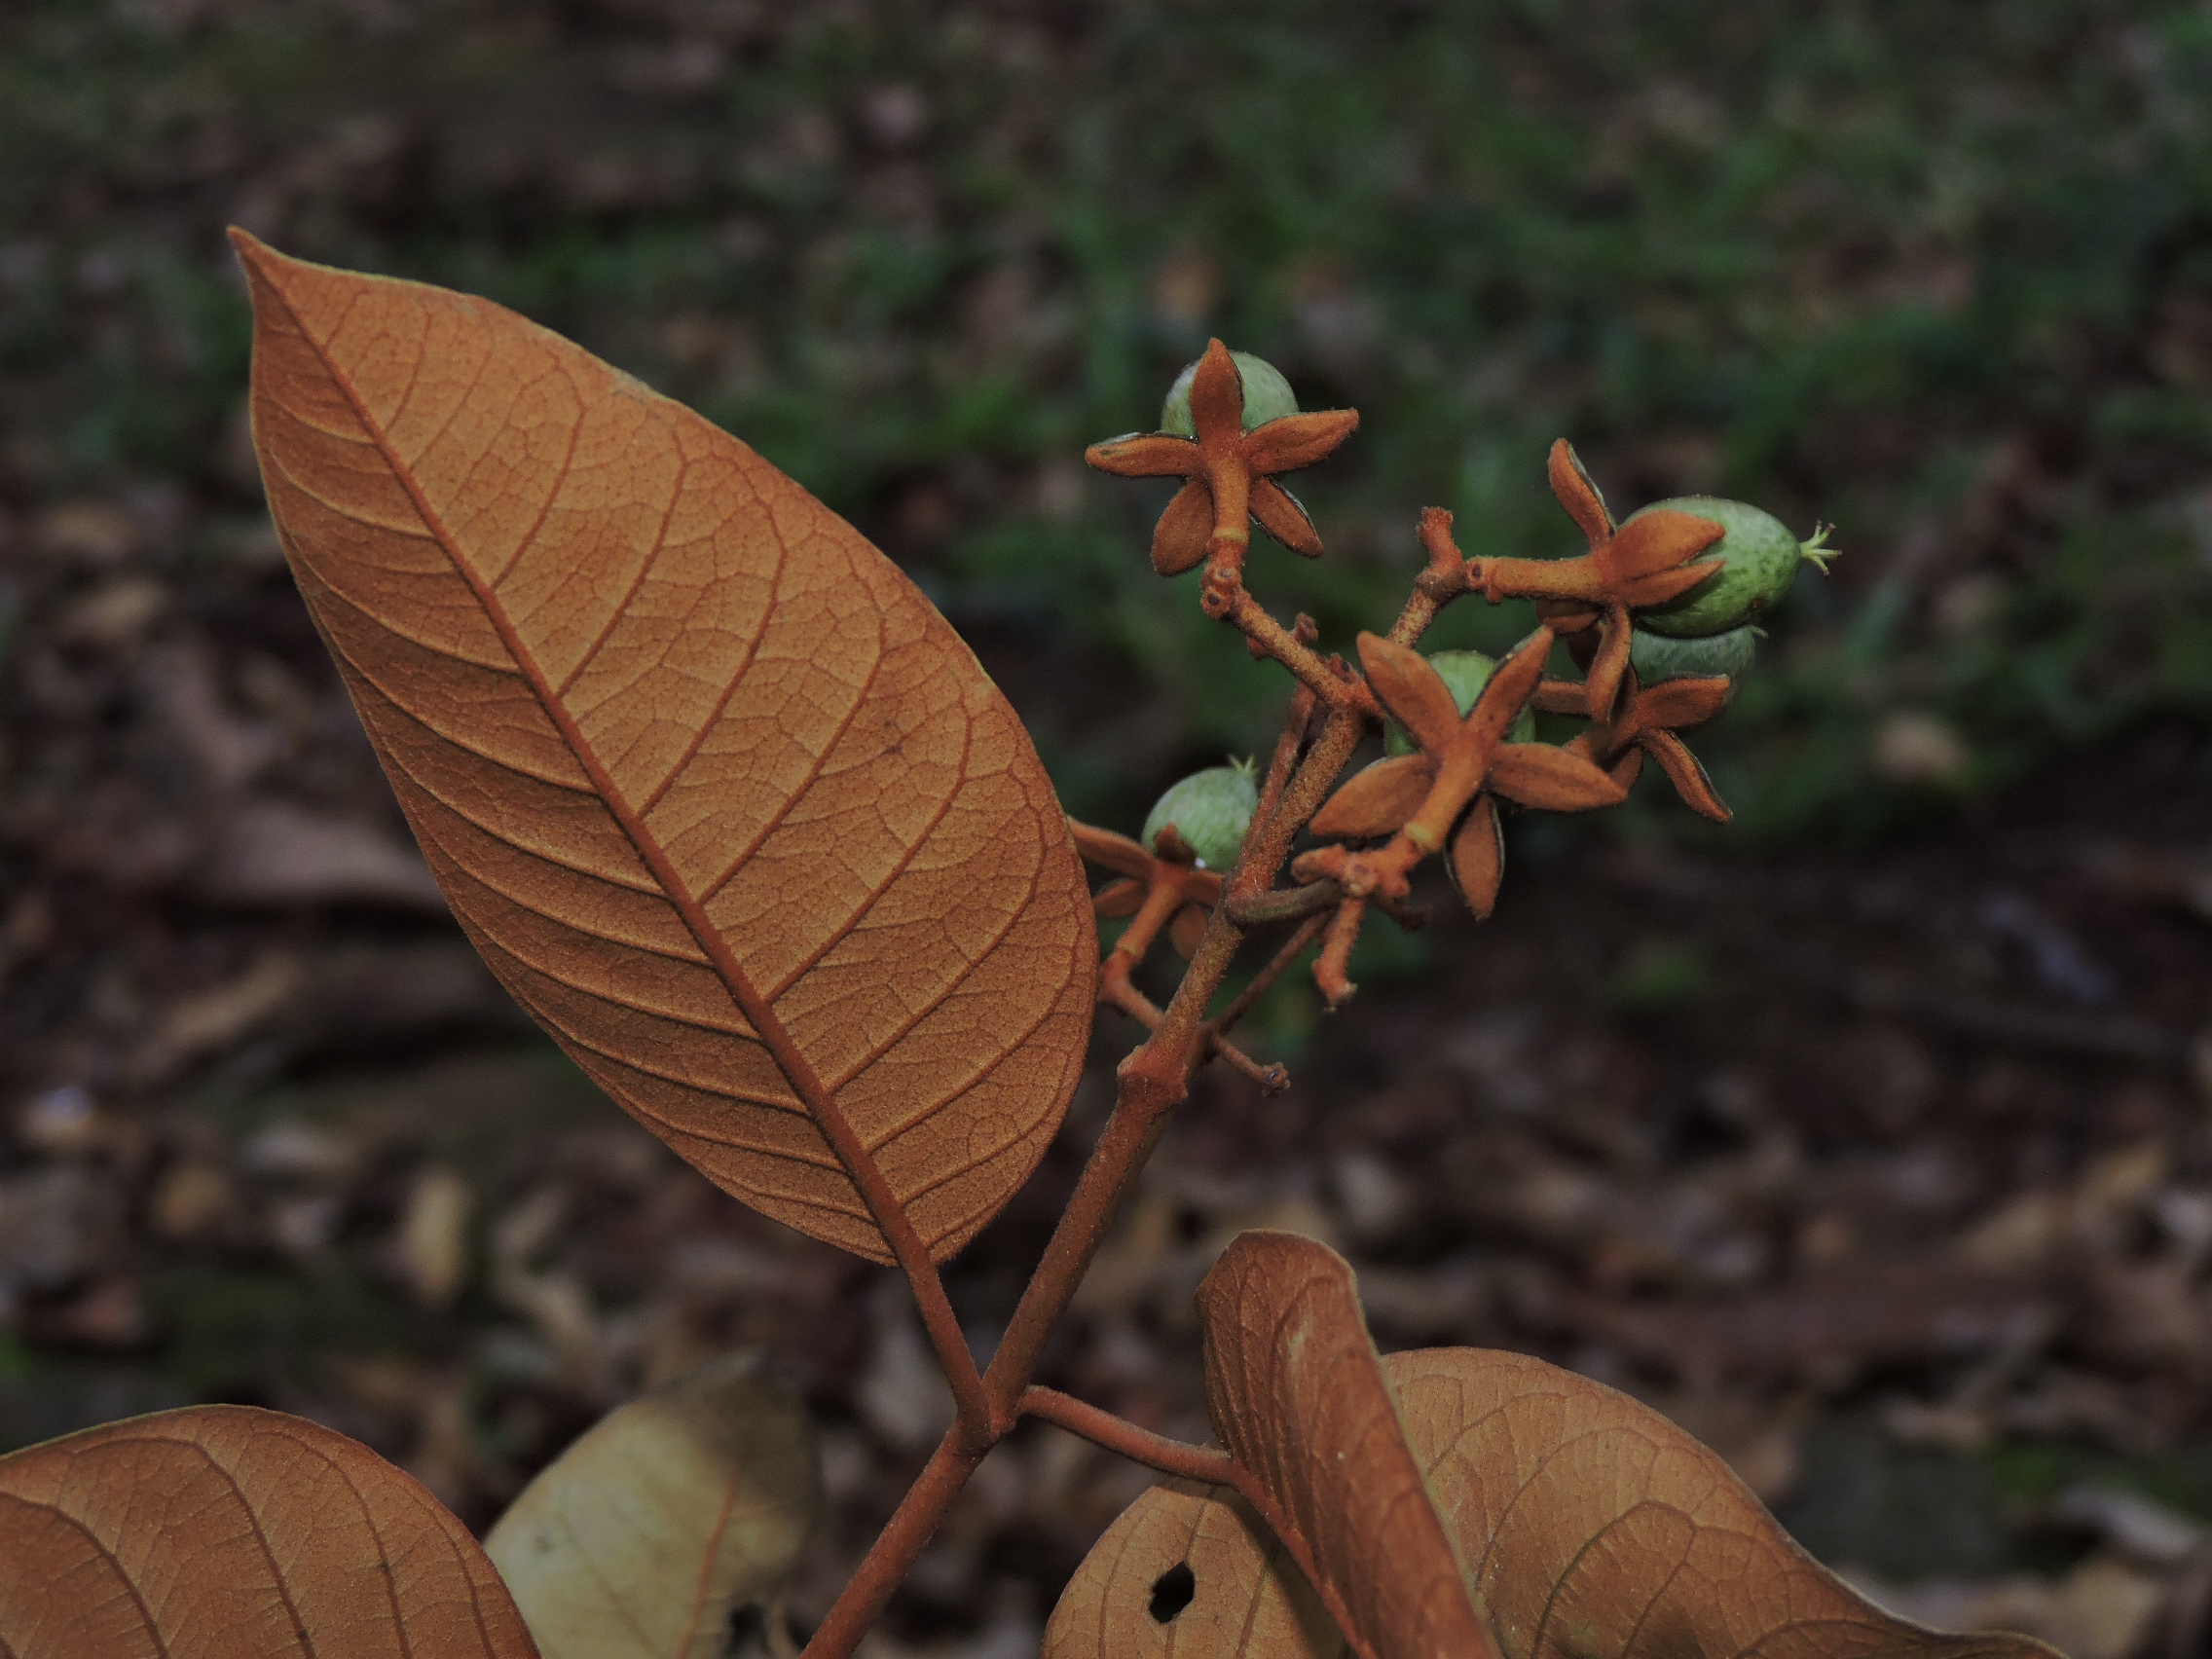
xmin=4 ymin=0 xmax=2209 ymax=837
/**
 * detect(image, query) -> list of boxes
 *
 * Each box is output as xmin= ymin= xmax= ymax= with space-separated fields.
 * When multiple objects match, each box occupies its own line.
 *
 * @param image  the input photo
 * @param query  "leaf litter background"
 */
xmin=5 ymin=2 xmax=2212 ymax=1655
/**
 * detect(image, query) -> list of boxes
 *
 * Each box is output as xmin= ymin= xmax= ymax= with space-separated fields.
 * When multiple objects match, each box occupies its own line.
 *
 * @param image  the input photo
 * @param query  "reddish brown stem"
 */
xmin=1220 ymin=582 xmax=1378 ymax=717
xmin=1018 ymin=1387 xmax=1237 ymax=1485
xmin=1227 ymin=881 xmax=1429 ymax=931
xmin=799 ymin=1435 xmax=983 ymax=1659
xmin=1240 ymin=684 xmax=1314 ymax=892
xmin=1311 ymin=898 xmax=1369 ymax=1008
xmin=1100 ymin=963 xmax=1287 ymax=1093
xmin=804 ymin=514 xmax=1482 ymax=1659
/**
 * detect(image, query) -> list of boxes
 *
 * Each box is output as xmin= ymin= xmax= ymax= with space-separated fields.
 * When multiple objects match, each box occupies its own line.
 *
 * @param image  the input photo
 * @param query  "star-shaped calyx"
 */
xmin=1535 ymin=668 xmax=1736 ymax=822
xmin=1297 ymin=626 xmax=1626 ymax=919
xmin=1467 ymin=440 xmax=1728 ymax=726
xmin=1085 ymin=340 xmax=1357 ymax=611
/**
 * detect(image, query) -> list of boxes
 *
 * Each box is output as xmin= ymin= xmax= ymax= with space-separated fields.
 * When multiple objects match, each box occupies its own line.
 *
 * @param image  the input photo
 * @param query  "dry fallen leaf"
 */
xmin=235 ymin=231 xmax=1094 ymax=1264
xmin=485 ymin=1351 xmax=821 ymax=1659
xmin=1051 ymin=1237 xmax=2064 ymax=1659
xmin=1193 ymin=1231 xmax=1494 ymax=1659
xmin=0 ymin=1404 xmax=536 ymax=1657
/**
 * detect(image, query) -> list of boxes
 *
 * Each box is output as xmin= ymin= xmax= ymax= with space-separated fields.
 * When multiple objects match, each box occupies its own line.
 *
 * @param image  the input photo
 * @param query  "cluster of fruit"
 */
xmin=1132 ymin=350 xmax=1832 ymax=883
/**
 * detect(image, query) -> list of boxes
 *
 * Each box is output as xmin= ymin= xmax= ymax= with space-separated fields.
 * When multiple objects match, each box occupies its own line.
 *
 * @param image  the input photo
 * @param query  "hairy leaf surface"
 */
xmin=486 ymin=1352 xmax=820 ymax=1659
xmin=1049 ymin=1335 xmax=2064 ymax=1659
xmin=235 ymin=232 xmax=1094 ymax=1264
xmin=0 ymin=1405 xmax=535 ymax=1658
xmin=1195 ymin=1232 xmax=1495 ymax=1659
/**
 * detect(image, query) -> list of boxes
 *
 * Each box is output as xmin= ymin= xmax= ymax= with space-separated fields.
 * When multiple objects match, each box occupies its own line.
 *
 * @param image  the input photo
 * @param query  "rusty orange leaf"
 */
xmin=0 ymin=1405 xmax=536 ymax=1658
xmin=235 ymin=232 xmax=1094 ymax=1265
xmin=1195 ymin=1232 xmax=1495 ymax=1659
xmin=1399 ymin=1348 xmax=2054 ymax=1659
xmin=1051 ymin=1323 xmax=2063 ymax=1659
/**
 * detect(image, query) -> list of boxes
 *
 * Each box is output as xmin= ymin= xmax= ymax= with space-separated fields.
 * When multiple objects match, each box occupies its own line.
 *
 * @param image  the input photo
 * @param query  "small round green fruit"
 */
xmin=1632 ymin=498 xmax=1834 ymax=640
xmin=1382 ymin=649 xmax=1537 ymax=756
xmin=1629 ymin=626 xmax=1758 ymax=701
xmin=1161 ymin=351 xmax=1300 ymax=437
xmin=1142 ymin=758 xmax=1260 ymax=871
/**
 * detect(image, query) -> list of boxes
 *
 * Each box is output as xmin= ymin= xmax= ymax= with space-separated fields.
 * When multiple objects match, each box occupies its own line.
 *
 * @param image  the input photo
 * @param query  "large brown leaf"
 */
xmin=234 ymin=233 xmax=1094 ymax=1264
xmin=1391 ymin=1348 xmax=2054 ymax=1659
xmin=1194 ymin=1232 xmax=1495 ymax=1659
xmin=1048 ymin=1336 xmax=2063 ymax=1659
xmin=0 ymin=1404 xmax=536 ymax=1658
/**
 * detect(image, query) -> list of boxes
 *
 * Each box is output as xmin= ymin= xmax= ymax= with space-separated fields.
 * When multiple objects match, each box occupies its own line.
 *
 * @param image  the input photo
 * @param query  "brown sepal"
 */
xmin=1092 ymin=878 xmax=1146 ymax=919
xmin=1242 ymin=409 xmax=1360 ymax=474
xmin=1151 ymin=478 xmax=1214 ymax=574
xmin=1084 ymin=431 xmax=1198 ymax=479
xmin=1488 ymin=743 xmax=1631 ymax=812
xmin=1249 ymin=477 xmax=1323 ymax=556
xmin=1069 ymin=820 xmax=1155 ymax=881
xmin=1451 ymin=795 xmax=1505 ymax=920
xmin=1642 ymin=730 xmax=1732 ymax=822
xmin=1309 ymin=755 xmax=1436 ymax=840
xmin=1532 ymin=678 xmax=1591 ymax=717
xmin=1547 ymin=438 xmax=1613 ymax=546
xmin=1356 ymin=633 xmax=1462 ymax=755
xmin=1466 ymin=626 xmax=1555 ymax=749
xmin=1636 ymin=675 xmax=1732 ymax=732
xmin=1188 ymin=340 xmax=1247 ymax=445
xmin=1618 ymin=558 xmax=1726 ymax=610
xmin=1169 ymin=903 xmax=1210 ymax=960
xmin=1580 ymin=607 xmax=1633 ymax=725
xmin=1597 ymin=507 xmax=1723 ymax=582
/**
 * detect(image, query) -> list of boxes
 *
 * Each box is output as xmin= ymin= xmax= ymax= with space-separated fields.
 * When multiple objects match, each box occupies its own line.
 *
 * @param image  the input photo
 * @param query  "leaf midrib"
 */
xmin=263 ymin=273 xmax=932 ymax=1262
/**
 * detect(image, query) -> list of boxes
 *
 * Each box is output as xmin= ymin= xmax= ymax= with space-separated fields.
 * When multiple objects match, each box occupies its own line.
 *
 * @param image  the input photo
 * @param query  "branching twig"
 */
xmin=1207 ymin=911 xmax=1330 ymax=1040
xmin=1100 ymin=959 xmax=1288 ymax=1093
xmin=803 ymin=395 xmax=1490 ymax=1659
xmin=1018 ymin=1387 xmax=1237 ymax=1485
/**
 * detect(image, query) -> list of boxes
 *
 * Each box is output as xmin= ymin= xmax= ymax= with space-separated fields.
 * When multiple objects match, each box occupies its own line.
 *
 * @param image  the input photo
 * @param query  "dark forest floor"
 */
xmin=5 ymin=540 xmax=2212 ymax=1653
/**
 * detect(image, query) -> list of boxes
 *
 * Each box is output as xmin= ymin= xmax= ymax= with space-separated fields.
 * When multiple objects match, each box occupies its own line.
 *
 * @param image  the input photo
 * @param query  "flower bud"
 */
xmin=1382 ymin=649 xmax=1536 ymax=756
xmin=1632 ymin=498 xmax=1833 ymax=639
xmin=1141 ymin=758 xmax=1259 ymax=871
xmin=1160 ymin=350 xmax=1299 ymax=437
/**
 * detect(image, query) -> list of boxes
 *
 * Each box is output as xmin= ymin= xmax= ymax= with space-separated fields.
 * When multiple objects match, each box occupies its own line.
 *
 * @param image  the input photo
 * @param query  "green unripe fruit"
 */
xmin=1161 ymin=351 xmax=1300 ymax=437
xmin=1632 ymin=498 xmax=1834 ymax=640
xmin=1382 ymin=650 xmax=1536 ymax=756
xmin=1142 ymin=758 xmax=1259 ymax=871
xmin=1629 ymin=626 xmax=1759 ymax=701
